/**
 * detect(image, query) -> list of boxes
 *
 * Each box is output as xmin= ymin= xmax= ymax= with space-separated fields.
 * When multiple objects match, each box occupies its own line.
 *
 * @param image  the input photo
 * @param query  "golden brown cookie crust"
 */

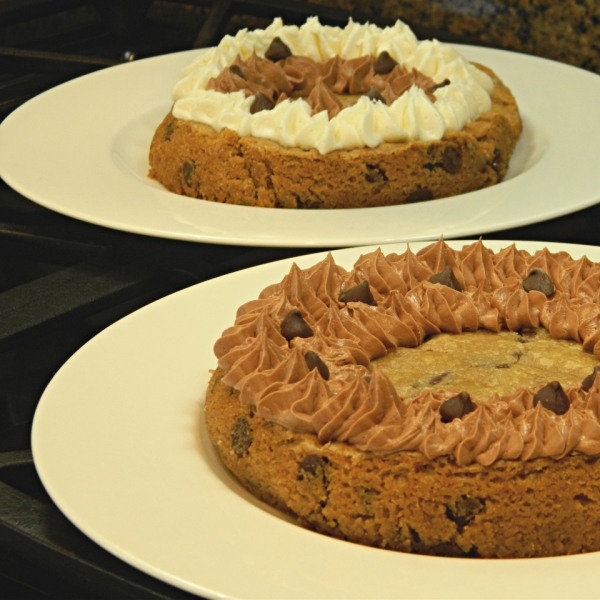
xmin=205 ymin=367 xmax=600 ymax=559
xmin=377 ymin=328 xmax=598 ymax=401
xmin=149 ymin=64 xmax=522 ymax=209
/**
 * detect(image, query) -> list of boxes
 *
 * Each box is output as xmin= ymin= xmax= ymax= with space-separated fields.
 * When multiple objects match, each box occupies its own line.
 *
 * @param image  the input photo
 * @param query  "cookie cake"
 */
xmin=205 ymin=239 xmax=600 ymax=559
xmin=149 ymin=18 xmax=522 ymax=208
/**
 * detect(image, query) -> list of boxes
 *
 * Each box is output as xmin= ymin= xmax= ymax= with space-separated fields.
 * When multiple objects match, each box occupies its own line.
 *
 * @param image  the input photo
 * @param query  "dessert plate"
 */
xmin=0 ymin=46 xmax=599 ymax=248
xmin=32 ymin=239 xmax=600 ymax=599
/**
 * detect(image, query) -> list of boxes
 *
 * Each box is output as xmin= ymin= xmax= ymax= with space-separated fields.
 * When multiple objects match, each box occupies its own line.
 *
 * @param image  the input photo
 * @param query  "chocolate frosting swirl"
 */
xmin=208 ymin=52 xmax=436 ymax=119
xmin=213 ymin=240 xmax=600 ymax=465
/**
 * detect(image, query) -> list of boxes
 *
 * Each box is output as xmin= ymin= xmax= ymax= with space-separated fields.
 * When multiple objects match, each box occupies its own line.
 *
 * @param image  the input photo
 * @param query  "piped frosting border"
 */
xmin=213 ymin=240 xmax=600 ymax=466
xmin=172 ymin=18 xmax=494 ymax=154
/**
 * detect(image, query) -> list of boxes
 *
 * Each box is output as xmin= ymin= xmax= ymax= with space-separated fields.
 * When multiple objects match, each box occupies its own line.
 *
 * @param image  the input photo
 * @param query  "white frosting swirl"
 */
xmin=171 ymin=17 xmax=494 ymax=155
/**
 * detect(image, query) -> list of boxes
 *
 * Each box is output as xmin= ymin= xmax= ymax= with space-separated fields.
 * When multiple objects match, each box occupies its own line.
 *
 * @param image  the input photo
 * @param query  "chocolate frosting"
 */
xmin=213 ymin=240 xmax=600 ymax=465
xmin=207 ymin=52 xmax=436 ymax=119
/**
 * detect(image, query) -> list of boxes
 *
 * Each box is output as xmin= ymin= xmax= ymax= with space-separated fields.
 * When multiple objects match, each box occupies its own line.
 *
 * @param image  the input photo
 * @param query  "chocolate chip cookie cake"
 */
xmin=205 ymin=239 xmax=600 ymax=558
xmin=149 ymin=18 xmax=522 ymax=208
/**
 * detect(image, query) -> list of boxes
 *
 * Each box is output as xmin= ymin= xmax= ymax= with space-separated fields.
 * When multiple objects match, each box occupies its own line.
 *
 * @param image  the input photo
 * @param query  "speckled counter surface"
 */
xmin=305 ymin=0 xmax=600 ymax=74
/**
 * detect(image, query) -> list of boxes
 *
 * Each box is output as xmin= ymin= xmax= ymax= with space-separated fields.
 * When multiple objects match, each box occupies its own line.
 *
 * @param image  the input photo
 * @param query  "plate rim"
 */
xmin=1 ymin=46 xmax=600 ymax=247
xmin=31 ymin=238 xmax=600 ymax=600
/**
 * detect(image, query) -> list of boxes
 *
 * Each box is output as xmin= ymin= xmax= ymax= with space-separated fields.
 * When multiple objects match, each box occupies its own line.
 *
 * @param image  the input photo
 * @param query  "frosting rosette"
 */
xmin=172 ymin=17 xmax=494 ymax=154
xmin=213 ymin=240 xmax=600 ymax=466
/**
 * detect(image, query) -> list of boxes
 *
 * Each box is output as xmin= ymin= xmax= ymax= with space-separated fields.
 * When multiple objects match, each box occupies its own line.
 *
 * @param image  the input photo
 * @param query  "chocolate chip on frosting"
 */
xmin=428 ymin=266 xmax=463 ymax=292
xmin=533 ymin=381 xmax=570 ymax=415
xmin=265 ymin=36 xmax=292 ymax=61
xmin=305 ymin=351 xmax=330 ymax=380
xmin=229 ymin=64 xmax=246 ymax=79
xmin=250 ymin=92 xmax=275 ymax=114
xmin=280 ymin=309 xmax=313 ymax=341
xmin=374 ymin=51 xmax=397 ymax=74
xmin=428 ymin=78 xmax=451 ymax=93
xmin=522 ymin=268 xmax=555 ymax=297
xmin=338 ymin=280 xmax=376 ymax=306
xmin=365 ymin=86 xmax=385 ymax=103
xmin=582 ymin=366 xmax=600 ymax=392
xmin=439 ymin=392 xmax=475 ymax=423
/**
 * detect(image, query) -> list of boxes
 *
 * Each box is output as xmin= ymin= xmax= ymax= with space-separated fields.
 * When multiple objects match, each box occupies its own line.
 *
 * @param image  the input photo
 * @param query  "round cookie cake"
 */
xmin=149 ymin=18 xmax=522 ymax=208
xmin=205 ymin=239 xmax=600 ymax=558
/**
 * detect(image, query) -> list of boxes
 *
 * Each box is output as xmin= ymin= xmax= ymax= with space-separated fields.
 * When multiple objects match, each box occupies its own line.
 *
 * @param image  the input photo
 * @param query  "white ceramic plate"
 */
xmin=1 ymin=47 xmax=600 ymax=247
xmin=32 ymin=239 xmax=600 ymax=599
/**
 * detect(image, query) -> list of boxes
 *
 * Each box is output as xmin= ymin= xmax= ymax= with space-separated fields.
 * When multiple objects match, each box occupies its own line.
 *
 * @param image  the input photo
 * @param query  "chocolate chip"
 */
xmin=428 ymin=78 xmax=451 ymax=93
xmin=265 ymin=36 xmax=292 ymax=61
xmin=410 ymin=527 xmax=478 ymax=557
xmin=430 ymin=543 xmax=479 ymax=558
xmin=405 ymin=188 xmax=434 ymax=203
xmin=365 ymin=165 xmax=385 ymax=183
xmin=231 ymin=416 xmax=252 ymax=457
xmin=305 ymin=351 xmax=330 ymax=380
xmin=250 ymin=92 xmax=275 ymax=114
xmin=374 ymin=51 xmax=397 ymax=74
xmin=428 ymin=266 xmax=463 ymax=292
xmin=181 ymin=161 xmax=194 ymax=186
xmin=518 ymin=330 xmax=537 ymax=341
xmin=229 ymin=64 xmax=246 ymax=79
xmin=365 ymin=86 xmax=385 ymax=103
xmin=445 ymin=495 xmax=484 ymax=533
xmin=298 ymin=454 xmax=327 ymax=481
xmin=491 ymin=149 xmax=502 ymax=172
xmin=574 ymin=493 xmax=593 ymax=505
xmin=280 ymin=309 xmax=313 ymax=341
xmin=582 ymin=366 xmax=600 ymax=392
xmin=439 ymin=392 xmax=475 ymax=423
xmin=338 ymin=280 xmax=376 ymax=306
xmin=164 ymin=121 xmax=175 ymax=141
xmin=307 ymin=200 xmax=324 ymax=209
xmin=533 ymin=381 xmax=570 ymax=415
xmin=429 ymin=371 xmax=449 ymax=385
xmin=522 ymin=268 xmax=555 ymax=297
xmin=441 ymin=146 xmax=462 ymax=174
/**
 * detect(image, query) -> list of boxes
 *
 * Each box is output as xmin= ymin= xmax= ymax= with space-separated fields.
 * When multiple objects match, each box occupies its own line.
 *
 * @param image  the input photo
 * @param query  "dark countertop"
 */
xmin=307 ymin=0 xmax=600 ymax=73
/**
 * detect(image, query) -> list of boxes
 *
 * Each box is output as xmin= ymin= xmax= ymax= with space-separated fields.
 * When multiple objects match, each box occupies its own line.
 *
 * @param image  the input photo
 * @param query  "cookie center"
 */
xmin=375 ymin=328 xmax=598 ymax=402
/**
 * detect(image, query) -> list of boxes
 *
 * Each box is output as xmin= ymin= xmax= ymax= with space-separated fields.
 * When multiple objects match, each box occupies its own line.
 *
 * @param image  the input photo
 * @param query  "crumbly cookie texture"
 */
xmin=206 ymin=366 xmax=600 ymax=559
xmin=149 ymin=65 xmax=521 ymax=208
xmin=377 ymin=328 xmax=598 ymax=401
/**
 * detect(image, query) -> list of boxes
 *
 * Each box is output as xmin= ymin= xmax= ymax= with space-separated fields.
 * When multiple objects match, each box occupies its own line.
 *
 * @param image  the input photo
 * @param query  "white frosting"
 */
xmin=171 ymin=17 xmax=494 ymax=155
